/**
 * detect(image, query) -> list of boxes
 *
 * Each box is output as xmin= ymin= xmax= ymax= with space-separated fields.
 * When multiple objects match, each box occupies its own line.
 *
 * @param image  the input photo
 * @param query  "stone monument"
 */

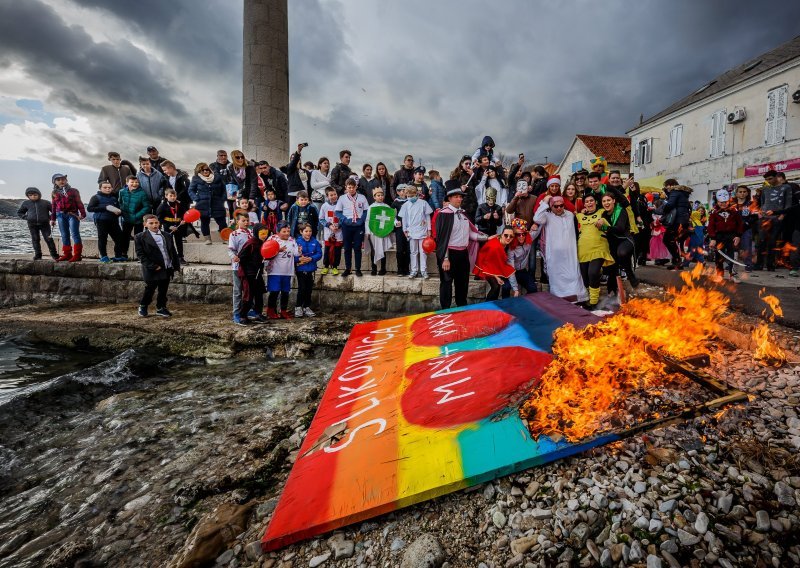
xmin=242 ymin=0 xmax=289 ymax=167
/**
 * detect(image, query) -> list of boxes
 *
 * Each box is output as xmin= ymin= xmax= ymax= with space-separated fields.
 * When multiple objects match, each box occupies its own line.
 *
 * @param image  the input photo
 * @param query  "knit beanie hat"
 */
xmin=547 ymin=175 xmax=561 ymax=187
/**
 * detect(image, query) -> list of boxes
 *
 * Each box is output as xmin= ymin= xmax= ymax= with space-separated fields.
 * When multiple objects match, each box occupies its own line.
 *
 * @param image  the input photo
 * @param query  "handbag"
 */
xmin=662 ymin=208 xmax=677 ymax=227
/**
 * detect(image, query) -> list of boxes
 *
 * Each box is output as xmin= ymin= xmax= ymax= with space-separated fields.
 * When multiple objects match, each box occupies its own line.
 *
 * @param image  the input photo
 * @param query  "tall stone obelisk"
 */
xmin=242 ymin=0 xmax=289 ymax=166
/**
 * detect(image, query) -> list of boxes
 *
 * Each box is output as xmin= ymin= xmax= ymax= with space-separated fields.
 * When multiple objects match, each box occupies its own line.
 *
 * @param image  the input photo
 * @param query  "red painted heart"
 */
xmin=401 ymin=346 xmax=552 ymax=427
xmin=410 ymin=310 xmax=514 ymax=347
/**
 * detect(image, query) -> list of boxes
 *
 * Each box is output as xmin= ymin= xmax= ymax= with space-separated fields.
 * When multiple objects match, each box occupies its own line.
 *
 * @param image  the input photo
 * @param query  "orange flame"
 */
xmin=520 ymin=266 xmax=728 ymax=441
xmin=752 ymin=291 xmax=786 ymax=366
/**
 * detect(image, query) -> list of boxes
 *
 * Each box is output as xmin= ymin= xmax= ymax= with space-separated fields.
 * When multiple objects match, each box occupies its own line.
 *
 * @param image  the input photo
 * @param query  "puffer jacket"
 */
xmin=17 ymin=190 xmax=52 ymax=224
xmin=188 ymin=173 xmax=227 ymax=218
xmin=87 ymin=191 xmax=121 ymax=223
xmin=137 ymin=169 xmax=166 ymax=212
xmin=294 ymin=236 xmax=323 ymax=272
xmin=118 ymin=187 xmax=150 ymax=224
xmin=661 ymin=186 xmax=693 ymax=227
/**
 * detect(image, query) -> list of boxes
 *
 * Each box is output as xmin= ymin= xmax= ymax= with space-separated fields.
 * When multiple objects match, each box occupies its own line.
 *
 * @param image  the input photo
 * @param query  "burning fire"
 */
xmin=520 ymin=264 xmax=729 ymax=441
xmin=752 ymin=290 xmax=786 ymax=367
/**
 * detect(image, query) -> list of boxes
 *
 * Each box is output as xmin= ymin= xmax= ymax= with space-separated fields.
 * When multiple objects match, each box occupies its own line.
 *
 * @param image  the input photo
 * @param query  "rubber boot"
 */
xmin=266 ymin=307 xmax=280 ymax=320
xmin=56 ymin=245 xmax=72 ymax=262
xmin=588 ymin=287 xmax=600 ymax=309
xmin=69 ymin=243 xmax=83 ymax=262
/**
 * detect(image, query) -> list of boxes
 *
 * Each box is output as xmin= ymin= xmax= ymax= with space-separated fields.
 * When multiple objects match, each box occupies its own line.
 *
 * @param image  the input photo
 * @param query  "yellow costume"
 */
xmin=577 ymin=210 xmax=614 ymax=264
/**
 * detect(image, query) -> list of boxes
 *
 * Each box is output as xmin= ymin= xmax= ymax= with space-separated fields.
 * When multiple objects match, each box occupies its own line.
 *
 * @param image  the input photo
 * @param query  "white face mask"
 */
xmin=409 ymin=197 xmax=418 ymax=203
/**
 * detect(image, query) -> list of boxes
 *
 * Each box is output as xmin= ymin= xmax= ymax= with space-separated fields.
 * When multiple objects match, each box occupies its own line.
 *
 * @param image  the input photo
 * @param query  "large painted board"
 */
xmin=263 ymin=294 xmax=613 ymax=551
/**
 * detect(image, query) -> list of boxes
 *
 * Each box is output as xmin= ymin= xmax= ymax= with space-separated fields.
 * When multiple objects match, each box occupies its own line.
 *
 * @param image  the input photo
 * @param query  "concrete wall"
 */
xmin=629 ymin=61 xmax=800 ymax=204
xmin=0 ymin=258 xmax=489 ymax=315
xmin=242 ymin=0 xmax=289 ymax=166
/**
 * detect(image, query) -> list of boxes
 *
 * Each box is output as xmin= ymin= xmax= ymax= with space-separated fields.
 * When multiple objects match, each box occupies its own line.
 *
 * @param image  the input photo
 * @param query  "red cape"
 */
xmin=473 ymin=236 xmax=515 ymax=279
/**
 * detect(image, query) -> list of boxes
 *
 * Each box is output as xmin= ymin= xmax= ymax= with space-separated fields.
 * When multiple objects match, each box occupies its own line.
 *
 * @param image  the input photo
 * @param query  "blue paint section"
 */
xmin=458 ymin=414 xmax=620 ymax=480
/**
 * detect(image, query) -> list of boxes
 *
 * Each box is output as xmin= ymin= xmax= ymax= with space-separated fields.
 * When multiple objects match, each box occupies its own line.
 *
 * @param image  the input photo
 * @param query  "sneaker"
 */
xmin=235 ymin=317 xmax=251 ymax=327
xmin=331 ymin=268 xmax=339 ymax=275
xmin=156 ymin=307 xmax=172 ymax=317
xmin=247 ymin=309 xmax=260 ymax=318
xmin=252 ymin=314 xmax=268 ymax=324
xmin=113 ymin=256 xmax=129 ymax=263
xmin=378 ymin=269 xmax=387 ymax=276
xmin=138 ymin=305 xmax=148 ymax=317
xmin=371 ymin=268 xmax=377 ymax=276
xmin=342 ymin=269 xmax=352 ymax=277
xmin=421 ymin=272 xmax=429 ymax=280
xmin=203 ymin=236 xmax=213 ymax=246
xmin=99 ymin=256 xmax=111 ymax=264
xmin=32 ymin=255 xmax=42 ymax=261
xmin=790 ymin=270 xmax=799 ymax=277
xmin=320 ymin=267 xmax=329 ymax=275
xmin=303 ymin=307 xmax=316 ymax=317
xmin=408 ymin=272 xmax=418 ymax=279
xmin=179 ymin=257 xmax=189 ymax=266
xmin=355 ymin=269 xmax=363 ymax=277
xmin=294 ymin=307 xmax=305 ymax=318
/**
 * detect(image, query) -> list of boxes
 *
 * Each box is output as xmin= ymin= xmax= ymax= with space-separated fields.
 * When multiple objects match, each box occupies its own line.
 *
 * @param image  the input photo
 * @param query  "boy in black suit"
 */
xmin=134 ymin=214 xmax=180 ymax=317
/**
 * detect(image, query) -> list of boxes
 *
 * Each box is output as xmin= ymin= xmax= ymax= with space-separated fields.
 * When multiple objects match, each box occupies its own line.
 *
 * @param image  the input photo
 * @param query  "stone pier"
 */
xmin=243 ymin=0 xmax=289 ymax=166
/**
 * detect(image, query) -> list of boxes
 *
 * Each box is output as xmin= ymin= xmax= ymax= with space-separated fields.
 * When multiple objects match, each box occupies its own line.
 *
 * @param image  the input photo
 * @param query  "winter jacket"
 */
xmin=285 ymin=152 xmax=309 ymax=196
xmin=391 ymin=167 xmax=414 ymax=197
xmin=357 ymin=177 xmax=378 ymax=204
xmin=118 ymin=187 xmax=151 ymax=225
xmin=50 ymin=185 xmax=86 ymax=220
xmin=137 ymin=169 xmax=166 ymax=212
xmin=429 ymin=179 xmax=446 ymax=210
xmin=225 ymin=163 xmax=258 ymax=201
xmin=295 ymin=236 xmax=323 ymax=272
xmin=17 ymin=192 xmax=52 ymax=224
xmin=287 ymin=203 xmax=320 ymax=238
xmin=210 ymin=161 xmax=233 ymax=185
xmin=475 ymin=203 xmax=503 ymax=235
xmin=329 ymin=162 xmax=353 ymax=194
xmin=471 ymin=135 xmax=496 ymax=164
xmin=661 ymin=187 xmax=692 ymax=227
xmin=98 ymin=164 xmax=134 ymax=192
xmin=87 ymin=191 xmax=122 ymax=223
xmin=309 ymin=169 xmax=332 ymax=202
xmin=760 ymin=183 xmax=791 ymax=215
xmin=156 ymin=199 xmax=188 ymax=228
xmin=506 ymin=192 xmax=537 ymax=227
xmin=255 ymin=167 xmax=289 ymax=202
xmin=188 ymin=173 xmax=227 ymax=218
xmin=165 ymin=170 xmax=192 ymax=205
xmin=707 ymin=207 xmax=744 ymax=238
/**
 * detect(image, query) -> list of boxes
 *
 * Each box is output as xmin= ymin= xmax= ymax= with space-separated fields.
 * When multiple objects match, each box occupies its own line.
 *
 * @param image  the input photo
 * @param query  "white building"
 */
xmin=556 ymin=134 xmax=630 ymax=178
xmin=627 ymin=34 xmax=800 ymax=204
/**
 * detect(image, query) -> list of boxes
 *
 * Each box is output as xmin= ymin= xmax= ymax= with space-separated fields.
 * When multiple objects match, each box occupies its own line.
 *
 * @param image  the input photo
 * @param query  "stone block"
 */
xmin=0 ymin=259 xmax=15 ymax=274
xmin=183 ymin=284 xmax=207 ymax=302
xmin=318 ymin=274 xmax=353 ymax=292
xmin=57 ymin=277 xmax=82 ymax=296
xmin=12 ymin=260 xmax=36 ymax=275
xmin=468 ymin=280 xmax=489 ymax=298
xmin=169 ymin=284 xmax=187 ymax=301
xmin=206 ymin=284 xmax=233 ymax=304
xmin=98 ymin=263 xmax=127 ymax=280
xmin=124 ymin=264 xmax=143 ymax=280
xmin=211 ymin=270 xmax=234 ymax=286
xmin=386 ymin=294 xmax=406 ymax=314
xmin=407 ymin=295 xmax=436 ymax=315
xmin=330 ymin=291 xmax=370 ymax=313
xmin=36 ymin=275 xmax=61 ymax=294
xmin=181 ymin=267 xmax=214 ymax=285
xmin=420 ymin=279 xmax=440 ymax=296
xmin=367 ymin=293 xmax=388 ymax=313
xmin=352 ymin=276 xmax=384 ymax=293
xmin=383 ymin=276 xmax=422 ymax=294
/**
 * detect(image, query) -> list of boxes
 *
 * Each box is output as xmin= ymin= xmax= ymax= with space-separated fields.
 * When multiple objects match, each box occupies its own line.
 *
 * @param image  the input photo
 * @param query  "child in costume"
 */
xmin=475 ymin=187 xmax=503 ymax=235
xmin=265 ymin=221 xmax=299 ymax=319
xmin=227 ymin=212 xmax=253 ymax=324
xmin=503 ymin=218 xmax=537 ymax=298
xmin=688 ymin=207 xmax=707 ymax=263
xmin=707 ymin=189 xmax=744 ymax=281
xmin=473 ymin=226 xmax=517 ymax=300
xmin=366 ymin=189 xmax=394 ymax=275
xmin=318 ymin=187 xmax=342 ymax=275
xmin=287 ymin=190 xmax=319 ymax=238
xmin=391 ymin=184 xmax=410 ymax=276
xmin=235 ymin=223 xmax=269 ymax=325
xmin=649 ymin=214 xmax=671 ymax=265
xmin=261 ymin=188 xmax=287 ymax=235
xmin=294 ymin=223 xmax=323 ymax=317
xmin=399 ymin=184 xmax=433 ymax=279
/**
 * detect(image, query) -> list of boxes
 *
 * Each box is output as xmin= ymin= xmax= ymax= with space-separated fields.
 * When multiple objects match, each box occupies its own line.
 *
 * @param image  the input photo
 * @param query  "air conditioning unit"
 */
xmin=792 ymin=89 xmax=800 ymax=103
xmin=727 ymin=107 xmax=746 ymax=123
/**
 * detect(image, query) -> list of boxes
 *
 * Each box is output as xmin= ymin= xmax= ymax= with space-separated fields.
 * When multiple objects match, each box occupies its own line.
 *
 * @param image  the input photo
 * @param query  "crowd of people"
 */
xmin=15 ymin=139 xmax=800 ymax=322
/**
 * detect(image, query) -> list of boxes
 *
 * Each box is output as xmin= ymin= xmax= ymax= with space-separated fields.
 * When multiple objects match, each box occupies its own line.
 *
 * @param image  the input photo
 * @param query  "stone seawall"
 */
xmin=0 ymin=257 xmax=488 ymax=315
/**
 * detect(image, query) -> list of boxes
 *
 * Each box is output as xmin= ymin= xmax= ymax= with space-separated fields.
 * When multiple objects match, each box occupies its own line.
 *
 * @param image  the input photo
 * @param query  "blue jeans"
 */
xmin=56 ymin=212 xmax=82 ymax=246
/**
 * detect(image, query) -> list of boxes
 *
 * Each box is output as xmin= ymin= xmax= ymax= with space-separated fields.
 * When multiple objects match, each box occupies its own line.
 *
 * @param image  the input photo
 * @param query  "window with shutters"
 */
xmin=571 ymin=161 xmax=583 ymax=172
xmin=710 ymin=110 xmax=726 ymax=158
xmin=765 ymin=85 xmax=788 ymax=146
xmin=668 ymin=124 xmax=683 ymax=158
xmin=636 ymin=138 xmax=652 ymax=166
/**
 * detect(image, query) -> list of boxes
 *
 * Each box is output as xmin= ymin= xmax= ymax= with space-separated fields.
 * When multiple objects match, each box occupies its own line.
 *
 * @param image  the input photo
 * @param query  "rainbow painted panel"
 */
xmin=262 ymin=293 xmax=607 ymax=551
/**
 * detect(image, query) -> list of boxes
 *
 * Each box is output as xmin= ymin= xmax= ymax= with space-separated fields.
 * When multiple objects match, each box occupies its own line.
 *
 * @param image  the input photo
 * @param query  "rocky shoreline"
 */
xmin=0 ymin=301 xmax=798 ymax=568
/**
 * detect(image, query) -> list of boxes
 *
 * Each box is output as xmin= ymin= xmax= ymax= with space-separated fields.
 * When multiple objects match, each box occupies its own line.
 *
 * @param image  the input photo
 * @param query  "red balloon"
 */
xmin=261 ymin=239 xmax=280 ymax=260
xmin=219 ymin=228 xmax=232 ymax=241
xmin=645 ymin=193 xmax=654 ymax=203
xmin=422 ymin=236 xmax=436 ymax=254
xmin=183 ymin=208 xmax=200 ymax=223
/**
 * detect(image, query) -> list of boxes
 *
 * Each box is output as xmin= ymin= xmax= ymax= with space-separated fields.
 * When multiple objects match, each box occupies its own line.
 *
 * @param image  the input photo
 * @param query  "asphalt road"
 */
xmin=637 ymin=265 xmax=800 ymax=329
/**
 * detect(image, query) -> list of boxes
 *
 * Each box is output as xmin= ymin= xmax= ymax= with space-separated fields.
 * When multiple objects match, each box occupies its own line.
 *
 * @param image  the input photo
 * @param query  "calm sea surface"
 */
xmin=0 ymin=218 xmax=97 ymax=255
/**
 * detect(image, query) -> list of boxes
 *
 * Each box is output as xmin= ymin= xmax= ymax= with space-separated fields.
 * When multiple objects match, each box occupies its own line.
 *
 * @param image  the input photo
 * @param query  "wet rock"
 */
xmin=167 ymin=501 xmax=254 ymax=568
xmin=774 ymin=481 xmax=796 ymax=506
xmin=43 ymin=539 xmax=93 ymax=568
xmin=629 ymin=540 xmax=644 ymax=562
xmin=216 ymin=549 xmax=234 ymax=565
xmin=327 ymin=533 xmax=354 ymax=560
xmin=256 ymin=498 xmax=278 ymax=520
xmin=717 ymin=493 xmax=733 ymax=514
xmin=400 ymin=533 xmax=445 ymax=568
xmin=599 ymin=548 xmax=612 ymax=567
xmin=245 ymin=541 xmax=263 ymax=561
xmin=659 ymin=540 xmax=678 ymax=554
xmin=756 ymin=510 xmax=770 ymax=532
xmin=13 ymin=527 xmax=70 ymax=558
xmin=309 ymin=551 xmax=330 ymax=567
xmin=649 ymin=519 xmax=663 ymax=533
xmin=568 ymin=522 xmax=590 ymax=548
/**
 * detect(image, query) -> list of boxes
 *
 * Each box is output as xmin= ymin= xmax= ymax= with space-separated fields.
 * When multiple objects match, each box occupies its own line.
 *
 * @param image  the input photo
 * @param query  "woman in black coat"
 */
xmin=188 ymin=162 xmax=227 ymax=243
xmin=660 ymin=184 xmax=693 ymax=269
xmin=227 ymin=150 xmax=259 ymax=211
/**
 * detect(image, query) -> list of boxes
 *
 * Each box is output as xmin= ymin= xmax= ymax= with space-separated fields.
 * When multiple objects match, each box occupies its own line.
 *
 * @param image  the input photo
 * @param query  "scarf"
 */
xmin=199 ymin=172 xmax=214 ymax=183
xmin=610 ymin=204 xmax=623 ymax=227
xmin=235 ymin=166 xmax=246 ymax=181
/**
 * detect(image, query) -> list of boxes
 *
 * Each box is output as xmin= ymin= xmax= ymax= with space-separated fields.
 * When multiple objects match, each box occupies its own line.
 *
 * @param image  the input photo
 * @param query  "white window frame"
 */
xmin=710 ymin=110 xmax=726 ymax=158
xmin=571 ymin=160 xmax=583 ymax=173
xmin=765 ymin=85 xmax=788 ymax=146
xmin=668 ymin=124 xmax=683 ymax=158
xmin=636 ymin=138 xmax=652 ymax=166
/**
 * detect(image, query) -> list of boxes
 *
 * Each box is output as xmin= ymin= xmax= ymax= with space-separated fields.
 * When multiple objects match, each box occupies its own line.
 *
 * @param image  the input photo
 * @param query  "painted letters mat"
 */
xmin=263 ymin=294 xmax=609 ymax=551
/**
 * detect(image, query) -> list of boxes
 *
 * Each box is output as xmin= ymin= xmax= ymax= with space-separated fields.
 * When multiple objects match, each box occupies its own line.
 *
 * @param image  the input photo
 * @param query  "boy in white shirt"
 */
xmin=227 ymin=213 xmax=252 ymax=324
xmin=318 ymin=187 xmax=342 ymax=275
xmin=399 ymin=185 xmax=433 ymax=278
xmin=265 ymin=221 xmax=299 ymax=319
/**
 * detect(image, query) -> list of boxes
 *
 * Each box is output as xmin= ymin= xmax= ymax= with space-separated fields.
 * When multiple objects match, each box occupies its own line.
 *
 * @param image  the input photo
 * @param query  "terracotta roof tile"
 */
xmin=575 ymin=135 xmax=631 ymax=164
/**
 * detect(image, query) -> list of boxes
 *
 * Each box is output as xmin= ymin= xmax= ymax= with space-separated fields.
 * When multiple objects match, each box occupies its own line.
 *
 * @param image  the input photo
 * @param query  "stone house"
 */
xmin=556 ymin=135 xmax=631 ymax=178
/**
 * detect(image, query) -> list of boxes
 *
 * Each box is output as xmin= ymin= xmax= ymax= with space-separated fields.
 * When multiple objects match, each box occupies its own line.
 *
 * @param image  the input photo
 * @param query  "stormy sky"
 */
xmin=0 ymin=0 xmax=798 ymax=196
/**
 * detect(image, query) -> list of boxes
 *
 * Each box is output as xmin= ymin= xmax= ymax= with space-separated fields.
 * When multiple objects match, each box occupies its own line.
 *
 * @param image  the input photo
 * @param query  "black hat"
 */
xmin=25 ymin=187 xmax=41 ymax=197
xmin=444 ymin=179 xmax=464 ymax=197
xmin=414 ymin=166 xmax=426 ymax=175
xmin=146 ymin=146 xmax=157 ymax=152
xmin=575 ymin=168 xmax=589 ymax=176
